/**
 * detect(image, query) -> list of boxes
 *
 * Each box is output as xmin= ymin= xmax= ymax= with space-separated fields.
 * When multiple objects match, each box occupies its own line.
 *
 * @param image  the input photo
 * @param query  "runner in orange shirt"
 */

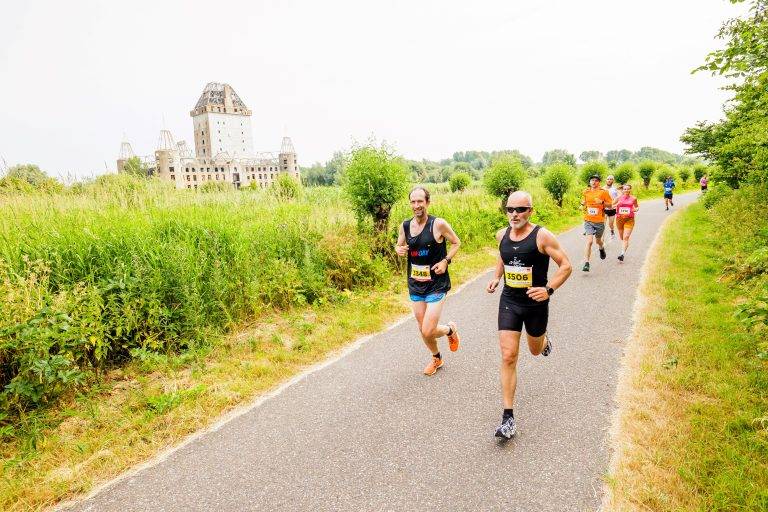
xmin=580 ymin=174 xmax=612 ymax=272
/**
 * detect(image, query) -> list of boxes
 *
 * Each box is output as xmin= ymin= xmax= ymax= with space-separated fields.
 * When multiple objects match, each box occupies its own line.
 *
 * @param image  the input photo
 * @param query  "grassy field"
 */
xmin=0 ymin=173 xmax=697 ymax=510
xmin=606 ymin=187 xmax=768 ymax=511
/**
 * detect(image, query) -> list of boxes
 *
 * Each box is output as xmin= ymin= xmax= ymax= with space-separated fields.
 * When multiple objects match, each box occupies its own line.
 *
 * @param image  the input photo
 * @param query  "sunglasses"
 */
xmin=505 ymin=206 xmax=532 ymax=213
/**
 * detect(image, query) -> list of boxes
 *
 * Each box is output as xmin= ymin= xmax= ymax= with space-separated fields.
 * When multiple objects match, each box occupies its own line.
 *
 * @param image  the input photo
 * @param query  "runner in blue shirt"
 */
xmin=663 ymin=176 xmax=675 ymax=211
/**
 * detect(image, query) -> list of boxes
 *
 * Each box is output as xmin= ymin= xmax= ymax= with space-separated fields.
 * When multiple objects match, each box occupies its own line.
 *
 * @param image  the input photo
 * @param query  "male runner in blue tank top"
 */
xmin=486 ymin=190 xmax=573 ymax=439
xmin=395 ymin=187 xmax=462 ymax=376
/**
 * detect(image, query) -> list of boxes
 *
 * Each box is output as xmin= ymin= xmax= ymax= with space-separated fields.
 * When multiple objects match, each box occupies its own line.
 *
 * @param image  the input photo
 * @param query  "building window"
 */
xmin=284 ymin=159 xmax=287 ymax=164
xmin=187 ymin=175 xmax=190 ymax=181
xmin=192 ymin=168 xmax=196 ymax=172
xmin=215 ymin=174 xmax=219 ymax=180
xmin=208 ymin=174 xmax=211 ymax=180
xmin=187 ymin=184 xmax=191 ymax=189
xmin=170 ymin=174 xmax=175 ymax=180
xmin=203 ymin=149 xmax=206 ymax=155
xmin=258 ymin=174 xmax=262 ymax=179
xmin=169 ymin=166 xmax=174 ymax=172
xmin=193 ymin=175 xmax=197 ymax=181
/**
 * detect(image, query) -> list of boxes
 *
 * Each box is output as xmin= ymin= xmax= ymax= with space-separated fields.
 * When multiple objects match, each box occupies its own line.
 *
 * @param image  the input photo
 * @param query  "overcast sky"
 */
xmin=0 ymin=0 xmax=745 ymax=178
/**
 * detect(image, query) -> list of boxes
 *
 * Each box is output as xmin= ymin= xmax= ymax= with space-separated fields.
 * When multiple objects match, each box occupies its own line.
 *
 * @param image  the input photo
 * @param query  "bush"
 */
xmin=702 ymin=183 xmax=732 ymax=209
xmin=483 ymin=155 xmax=526 ymax=209
xmin=656 ymin=165 xmax=677 ymax=183
xmin=693 ymin=163 xmax=708 ymax=181
xmin=341 ymin=143 xmax=409 ymax=234
xmin=579 ymin=160 xmax=609 ymax=185
xmin=449 ymin=172 xmax=471 ymax=192
xmin=678 ymin=166 xmax=692 ymax=183
xmin=542 ymin=163 xmax=574 ymax=207
xmin=271 ymin=173 xmax=302 ymax=200
xmin=638 ymin=161 xmax=657 ymax=188
xmin=613 ymin=162 xmax=636 ymax=185
xmin=199 ymin=181 xmax=232 ymax=193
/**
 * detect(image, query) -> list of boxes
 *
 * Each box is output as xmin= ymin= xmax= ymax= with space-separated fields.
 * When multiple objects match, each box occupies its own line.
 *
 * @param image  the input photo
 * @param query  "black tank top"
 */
xmin=499 ymin=224 xmax=550 ymax=305
xmin=404 ymin=215 xmax=451 ymax=296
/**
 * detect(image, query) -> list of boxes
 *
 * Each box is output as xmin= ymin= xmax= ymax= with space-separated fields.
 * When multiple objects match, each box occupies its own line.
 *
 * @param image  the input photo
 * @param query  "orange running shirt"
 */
xmin=582 ymin=188 xmax=613 ymax=222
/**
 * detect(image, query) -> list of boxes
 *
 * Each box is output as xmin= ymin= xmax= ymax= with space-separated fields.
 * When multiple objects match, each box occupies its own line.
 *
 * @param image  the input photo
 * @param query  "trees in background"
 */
xmin=483 ymin=155 xmax=526 ymax=211
xmin=580 ymin=160 xmax=609 ymax=185
xmin=580 ymin=150 xmax=603 ymax=162
xmin=681 ymin=0 xmax=768 ymax=188
xmin=613 ymin=162 xmax=637 ymax=185
xmin=638 ymin=161 xmax=657 ymax=188
xmin=542 ymin=149 xmax=577 ymax=167
xmin=449 ymin=172 xmax=471 ymax=192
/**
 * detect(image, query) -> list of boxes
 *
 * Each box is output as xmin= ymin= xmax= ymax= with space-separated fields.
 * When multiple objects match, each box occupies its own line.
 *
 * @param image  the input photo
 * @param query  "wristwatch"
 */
xmin=546 ymin=287 xmax=555 ymax=296
xmin=445 ymin=257 xmax=451 ymax=265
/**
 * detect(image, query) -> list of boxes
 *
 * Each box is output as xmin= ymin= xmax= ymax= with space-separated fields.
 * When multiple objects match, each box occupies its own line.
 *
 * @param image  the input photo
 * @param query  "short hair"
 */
xmin=507 ymin=190 xmax=533 ymax=206
xmin=623 ymin=183 xmax=633 ymax=189
xmin=607 ymin=175 xmax=615 ymax=180
xmin=409 ymin=186 xmax=430 ymax=202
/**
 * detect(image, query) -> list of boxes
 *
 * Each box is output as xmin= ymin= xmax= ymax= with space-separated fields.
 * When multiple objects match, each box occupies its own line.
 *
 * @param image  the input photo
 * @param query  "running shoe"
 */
xmin=495 ymin=415 xmax=517 ymax=439
xmin=542 ymin=335 xmax=552 ymax=356
xmin=670 ymin=201 xmax=674 ymax=206
xmin=599 ymin=247 xmax=606 ymax=259
xmin=582 ymin=262 xmax=590 ymax=272
xmin=423 ymin=356 xmax=443 ymax=376
xmin=618 ymin=254 xmax=624 ymax=262
xmin=665 ymin=207 xmax=669 ymax=211
xmin=610 ymin=231 xmax=616 ymax=240
xmin=447 ymin=321 xmax=460 ymax=352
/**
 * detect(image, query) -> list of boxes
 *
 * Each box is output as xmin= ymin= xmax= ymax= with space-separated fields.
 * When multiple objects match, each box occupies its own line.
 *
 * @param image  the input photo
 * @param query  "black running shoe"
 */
xmin=542 ymin=335 xmax=552 ymax=357
xmin=618 ymin=254 xmax=624 ymax=262
xmin=582 ymin=262 xmax=590 ymax=272
xmin=670 ymin=201 xmax=674 ymax=206
xmin=495 ymin=416 xmax=517 ymax=439
xmin=599 ymin=247 xmax=606 ymax=260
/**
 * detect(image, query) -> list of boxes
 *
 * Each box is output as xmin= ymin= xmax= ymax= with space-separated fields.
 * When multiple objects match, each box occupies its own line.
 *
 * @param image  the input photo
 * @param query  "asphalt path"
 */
xmin=64 ymin=192 xmax=698 ymax=512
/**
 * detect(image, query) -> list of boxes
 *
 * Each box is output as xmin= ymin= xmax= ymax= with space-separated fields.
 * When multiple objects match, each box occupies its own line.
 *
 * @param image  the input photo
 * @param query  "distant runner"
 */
xmin=486 ymin=191 xmax=572 ymax=439
xmin=580 ymin=175 xmax=613 ymax=272
xmin=700 ymin=174 xmax=708 ymax=194
xmin=663 ymin=175 xmax=675 ymax=210
xmin=396 ymin=187 xmax=462 ymax=376
xmin=603 ymin=175 xmax=620 ymax=239
xmin=612 ymin=184 xmax=639 ymax=261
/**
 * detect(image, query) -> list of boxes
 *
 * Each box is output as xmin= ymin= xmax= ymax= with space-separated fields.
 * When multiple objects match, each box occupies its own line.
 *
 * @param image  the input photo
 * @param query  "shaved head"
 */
xmin=507 ymin=190 xmax=533 ymax=206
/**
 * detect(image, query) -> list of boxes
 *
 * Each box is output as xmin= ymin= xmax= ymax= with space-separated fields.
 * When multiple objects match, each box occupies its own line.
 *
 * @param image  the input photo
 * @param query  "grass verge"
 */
xmin=605 ymin=200 xmax=768 ymax=511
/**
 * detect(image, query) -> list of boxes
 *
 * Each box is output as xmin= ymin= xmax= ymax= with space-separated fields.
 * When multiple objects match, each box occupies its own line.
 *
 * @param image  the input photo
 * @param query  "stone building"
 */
xmin=117 ymin=82 xmax=299 ymax=189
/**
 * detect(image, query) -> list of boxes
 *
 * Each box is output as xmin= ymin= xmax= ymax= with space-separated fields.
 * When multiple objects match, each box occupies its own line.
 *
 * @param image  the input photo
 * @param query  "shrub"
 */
xmin=199 ymin=181 xmax=232 ymax=193
xmin=656 ymin=165 xmax=677 ymax=183
xmin=483 ymin=155 xmax=527 ymax=209
xmin=271 ymin=173 xmax=302 ymax=200
xmin=702 ymin=183 xmax=732 ymax=209
xmin=542 ymin=163 xmax=574 ymax=207
xmin=579 ymin=160 xmax=609 ymax=185
xmin=678 ymin=166 xmax=692 ymax=183
xmin=449 ymin=172 xmax=471 ymax=192
xmin=341 ymin=143 xmax=409 ymax=234
xmin=613 ymin=162 xmax=636 ymax=185
xmin=638 ymin=161 xmax=657 ymax=188
xmin=693 ymin=163 xmax=708 ymax=181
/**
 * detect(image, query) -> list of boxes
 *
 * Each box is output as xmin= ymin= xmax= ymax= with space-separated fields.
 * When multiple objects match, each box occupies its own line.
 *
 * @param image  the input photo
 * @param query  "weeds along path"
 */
xmin=61 ymin=192 xmax=699 ymax=512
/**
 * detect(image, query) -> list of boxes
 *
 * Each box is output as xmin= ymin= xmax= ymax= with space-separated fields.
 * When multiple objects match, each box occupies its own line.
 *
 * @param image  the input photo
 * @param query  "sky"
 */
xmin=0 ymin=0 xmax=747 ymax=179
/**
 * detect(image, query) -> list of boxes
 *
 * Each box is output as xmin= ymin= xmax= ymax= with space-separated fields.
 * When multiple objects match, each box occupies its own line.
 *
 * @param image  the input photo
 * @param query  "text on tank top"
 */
xmin=405 ymin=215 xmax=450 ymax=295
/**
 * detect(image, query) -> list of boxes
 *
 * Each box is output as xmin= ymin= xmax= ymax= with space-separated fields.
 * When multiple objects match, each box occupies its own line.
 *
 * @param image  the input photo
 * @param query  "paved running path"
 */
xmin=64 ymin=193 xmax=697 ymax=512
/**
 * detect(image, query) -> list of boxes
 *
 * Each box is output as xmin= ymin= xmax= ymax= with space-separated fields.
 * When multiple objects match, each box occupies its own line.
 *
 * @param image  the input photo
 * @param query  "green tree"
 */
xmin=483 ymin=155 xmax=526 ymax=211
xmin=121 ymin=157 xmax=148 ymax=178
xmin=579 ymin=160 xmax=609 ymax=185
xmin=606 ymin=149 xmax=633 ymax=164
xmin=613 ymin=162 xmax=636 ymax=185
xmin=341 ymin=143 xmax=408 ymax=234
xmin=579 ymin=150 xmax=603 ymax=162
xmin=6 ymin=164 xmax=48 ymax=185
xmin=693 ymin=163 xmax=709 ymax=181
xmin=637 ymin=161 xmax=657 ymax=188
xmin=542 ymin=163 xmax=573 ymax=207
xmin=449 ymin=171 xmax=471 ymax=192
xmin=678 ymin=166 xmax=692 ymax=183
xmin=542 ymin=149 xmax=576 ymax=167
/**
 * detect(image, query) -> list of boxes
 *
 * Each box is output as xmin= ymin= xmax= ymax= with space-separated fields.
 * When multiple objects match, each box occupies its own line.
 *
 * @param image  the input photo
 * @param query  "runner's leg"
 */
xmin=623 ymin=227 xmax=633 ymax=254
xmin=584 ymin=233 xmax=594 ymax=262
xmin=499 ymin=330 xmax=522 ymax=408
xmin=417 ymin=298 xmax=450 ymax=353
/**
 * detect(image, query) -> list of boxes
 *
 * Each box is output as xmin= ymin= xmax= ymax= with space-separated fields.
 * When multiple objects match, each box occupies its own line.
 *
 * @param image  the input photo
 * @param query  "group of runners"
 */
xmin=394 ymin=177 xmax=658 ymax=439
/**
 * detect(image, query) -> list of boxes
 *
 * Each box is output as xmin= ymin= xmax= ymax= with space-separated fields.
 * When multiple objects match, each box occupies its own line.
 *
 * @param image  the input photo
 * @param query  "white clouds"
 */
xmin=0 ymin=0 xmax=746 ymax=177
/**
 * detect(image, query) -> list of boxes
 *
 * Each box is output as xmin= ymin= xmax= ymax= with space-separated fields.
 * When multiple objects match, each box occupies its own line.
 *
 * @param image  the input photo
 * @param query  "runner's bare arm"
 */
xmin=431 ymin=219 xmax=460 ymax=274
xmin=526 ymin=228 xmax=572 ymax=302
xmin=395 ymin=222 xmax=408 ymax=257
xmin=487 ymin=228 xmax=507 ymax=293
xmin=634 ymin=198 xmax=639 ymax=212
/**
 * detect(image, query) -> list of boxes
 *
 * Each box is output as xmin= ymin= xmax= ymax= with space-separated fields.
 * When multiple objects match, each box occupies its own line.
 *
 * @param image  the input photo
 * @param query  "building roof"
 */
xmin=280 ymin=136 xmax=296 ymax=154
xmin=190 ymin=83 xmax=251 ymax=116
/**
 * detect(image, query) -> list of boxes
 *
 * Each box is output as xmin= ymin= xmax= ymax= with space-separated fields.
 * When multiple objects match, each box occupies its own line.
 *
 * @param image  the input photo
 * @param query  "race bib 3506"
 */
xmin=504 ymin=265 xmax=532 ymax=288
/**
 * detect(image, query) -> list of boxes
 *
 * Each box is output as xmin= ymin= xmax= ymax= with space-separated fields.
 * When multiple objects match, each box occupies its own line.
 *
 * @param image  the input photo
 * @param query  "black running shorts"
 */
xmin=604 ymin=208 xmax=617 ymax=217
xmin=498 ymin=296 xmax=549 ymax=336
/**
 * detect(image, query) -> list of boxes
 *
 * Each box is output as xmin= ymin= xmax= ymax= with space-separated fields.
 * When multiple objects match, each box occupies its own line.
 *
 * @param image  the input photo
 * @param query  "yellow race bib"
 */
xmin=410 ymin=263 xmax=432 ymax=282
xmin=504 ymin=265 xmax=532 ymax=288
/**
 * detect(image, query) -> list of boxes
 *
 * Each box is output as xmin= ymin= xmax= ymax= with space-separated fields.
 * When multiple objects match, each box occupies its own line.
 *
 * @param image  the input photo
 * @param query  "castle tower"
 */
xmin=279 ymin=136 xmax=299 ymax=179
xmin=190 ymin=82 xmax=254 ymax=159
xmin=155 ymin=129 xmax=180 ymax=183
xmin=116 ymin=139 xmax=135 ymax=173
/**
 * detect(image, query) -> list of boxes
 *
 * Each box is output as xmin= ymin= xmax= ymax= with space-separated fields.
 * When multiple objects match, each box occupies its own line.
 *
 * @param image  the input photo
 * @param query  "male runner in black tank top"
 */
xmin=486 ymin=190 xmax=573 ymax=439
xmin=396 ymin=187 xmax=462 ymax=376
